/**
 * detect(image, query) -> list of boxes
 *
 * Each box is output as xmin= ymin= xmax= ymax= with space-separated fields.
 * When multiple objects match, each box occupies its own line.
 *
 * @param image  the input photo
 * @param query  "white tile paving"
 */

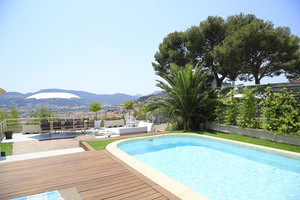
xmin=2 ymin=131 xmax=96 ymax=143
xmin=0 ymin=147 xmax=85 ymax=163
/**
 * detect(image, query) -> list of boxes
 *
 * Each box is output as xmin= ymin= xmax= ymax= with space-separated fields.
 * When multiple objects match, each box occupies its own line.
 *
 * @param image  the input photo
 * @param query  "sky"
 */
xmin=0 ymin=0 xmax=299 ymax=95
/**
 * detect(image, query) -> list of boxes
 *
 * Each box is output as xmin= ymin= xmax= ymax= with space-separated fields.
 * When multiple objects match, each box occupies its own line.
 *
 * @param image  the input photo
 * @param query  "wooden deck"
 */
xmin=0 ymin=150 xmax=179 ymax=200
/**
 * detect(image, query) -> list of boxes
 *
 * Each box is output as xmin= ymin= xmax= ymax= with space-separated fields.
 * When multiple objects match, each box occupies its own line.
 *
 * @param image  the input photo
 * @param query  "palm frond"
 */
xmin=155 ymin=62 xmax=211 ymax=130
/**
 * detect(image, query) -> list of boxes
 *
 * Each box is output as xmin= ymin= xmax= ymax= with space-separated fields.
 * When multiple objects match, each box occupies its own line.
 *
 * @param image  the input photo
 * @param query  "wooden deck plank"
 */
xmin=153 ymin=196 xmax=169 ymax=200
xmin=84 ymin=184 xmax=150 ymax=200
xmin=141 ymin=193 xmax=165 ymax=200
xmin=80 ymin=178 xmax=144 ymax=196
xmin=0 ymin=150 xmax=178 ymax=200
xmin=121 ymin=189 xmax=162 ymax=200
xmin=104 ymin=187 xmax=155 ymax=200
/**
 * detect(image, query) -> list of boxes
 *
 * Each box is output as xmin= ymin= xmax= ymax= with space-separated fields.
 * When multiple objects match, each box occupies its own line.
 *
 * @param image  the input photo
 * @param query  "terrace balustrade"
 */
xmin=0 ymin=117 xmax=95 ymax=134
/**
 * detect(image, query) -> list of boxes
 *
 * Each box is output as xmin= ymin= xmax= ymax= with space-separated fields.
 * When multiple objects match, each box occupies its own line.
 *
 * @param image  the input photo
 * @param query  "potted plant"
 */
xmin=89 ymin=102 xmax=102 ymax=129
xmin=4 ymin=128 xmax=13 ymax=139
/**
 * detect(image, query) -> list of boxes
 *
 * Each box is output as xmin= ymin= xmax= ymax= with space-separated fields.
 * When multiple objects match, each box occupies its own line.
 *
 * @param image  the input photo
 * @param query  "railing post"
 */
xmin=4 ymin=120 xmax=6 ymax=132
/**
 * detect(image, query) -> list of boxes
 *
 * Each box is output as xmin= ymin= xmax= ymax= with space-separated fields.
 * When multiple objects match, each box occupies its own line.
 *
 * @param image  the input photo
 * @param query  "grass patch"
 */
xmin=0 ymin=143 xmax=13 ymax=156
xmin=89 ymin=139 xmax=119 ymax=151
xmin=194 ymin=130 xmax=300 ymax=153
xmin=88 ymin=130 xmax=300 ymax=153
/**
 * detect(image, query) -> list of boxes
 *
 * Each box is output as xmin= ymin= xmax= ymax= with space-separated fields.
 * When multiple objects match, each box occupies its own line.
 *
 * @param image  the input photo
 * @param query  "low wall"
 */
xmin=22 ymin=125 xmax=41 ymax=134
xmin=206 ymin=122 xmax=300 ymax=146
xmin=104 ymin=119 xmax=125 ymax=128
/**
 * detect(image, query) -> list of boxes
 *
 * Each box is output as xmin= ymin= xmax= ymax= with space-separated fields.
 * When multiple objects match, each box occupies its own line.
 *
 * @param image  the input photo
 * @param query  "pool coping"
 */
xmin=106 ymin=133 xmax=300 ymax=200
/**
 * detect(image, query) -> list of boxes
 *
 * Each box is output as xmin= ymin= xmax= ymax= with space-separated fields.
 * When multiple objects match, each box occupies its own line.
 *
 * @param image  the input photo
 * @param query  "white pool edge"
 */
xmin=106 ymin=133 xmax=300 ymax=200
xmin=107 ymin=134 xmax=210 ymax=200
xmin=197 ymin=133 xmax=300 ymax=157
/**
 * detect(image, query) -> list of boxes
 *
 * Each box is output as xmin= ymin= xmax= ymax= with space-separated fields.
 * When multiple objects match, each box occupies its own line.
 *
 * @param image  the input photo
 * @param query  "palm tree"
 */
xmin=156 ymin=62 xmax=210 ymax=130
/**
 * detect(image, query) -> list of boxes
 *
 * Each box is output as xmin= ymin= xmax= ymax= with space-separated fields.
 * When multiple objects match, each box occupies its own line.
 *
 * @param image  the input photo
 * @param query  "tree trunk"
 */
xmin=254 ymin=76 xmax=260 ymax=84
xmin=215 ymin=74 xmax=226 ymax=88
xmin=216 ymin=78 xmax=223 ymax=88
xmin=184 ymin=115 xmax=188 ymax=131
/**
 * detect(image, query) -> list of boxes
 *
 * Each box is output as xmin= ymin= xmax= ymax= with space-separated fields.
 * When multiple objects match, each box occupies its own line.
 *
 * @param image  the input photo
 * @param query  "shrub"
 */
xmin=260 ymin=87 xmax=300 ymax=136
xmin=103 ymin=117 xmax=123 ymax=121
xmin=213 ymin=94 xmax=226 ymax=124
xmin=165 ymin=120 xmax=185 ymax=131
xmin=238 ymin=87 xmax=260 ymax=128
xmin=224 ymin=89 xmax=239 ymax=126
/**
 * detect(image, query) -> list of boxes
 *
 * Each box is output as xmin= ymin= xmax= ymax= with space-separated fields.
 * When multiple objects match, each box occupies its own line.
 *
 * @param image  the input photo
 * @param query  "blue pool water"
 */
xmin=118 ymin=134 xmax=300 ymax=200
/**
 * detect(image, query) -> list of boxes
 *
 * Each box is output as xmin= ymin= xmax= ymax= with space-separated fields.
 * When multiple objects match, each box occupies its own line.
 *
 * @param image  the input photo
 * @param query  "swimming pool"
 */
xmin=107 ymin=134 xmax=300 ymax=200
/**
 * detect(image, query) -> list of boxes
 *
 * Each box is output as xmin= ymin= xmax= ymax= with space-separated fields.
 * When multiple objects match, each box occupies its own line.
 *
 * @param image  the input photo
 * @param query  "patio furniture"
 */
xmin=83 ymin=118 xmax=89 ymax=122
xmin=126 ymin=116 xmax=136 ymax=127
xmin=107 ymin=121 xmax=154 ymax=135
xmin=41 ymin=121 xmax=51 ymax=133
xmin=86 ymin=120 xmax=94 ymax=129
xmin=25 ymin=92 xmax=80 ymax=113
xmin=64 ymin=119 xmax=74 ymax=132
xmin=75 ymin=120 xmax=85 ymax=132
xmin=52 ymin=121 xmax=62 ymax=133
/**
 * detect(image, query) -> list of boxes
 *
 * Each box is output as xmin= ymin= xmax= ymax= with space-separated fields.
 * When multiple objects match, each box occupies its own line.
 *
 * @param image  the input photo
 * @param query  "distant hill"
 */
xmin=152 ymin=91 xmax=162 ymax=95
xmin=136 ymin=91 xmax=165 ymax=103
xmin=0 ymin=88 xmax=148 ymax=109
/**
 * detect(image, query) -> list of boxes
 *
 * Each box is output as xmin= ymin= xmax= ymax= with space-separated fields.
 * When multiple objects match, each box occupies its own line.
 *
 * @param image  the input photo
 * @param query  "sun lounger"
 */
xmin=107 ymin=121 xmax=154 ymax=135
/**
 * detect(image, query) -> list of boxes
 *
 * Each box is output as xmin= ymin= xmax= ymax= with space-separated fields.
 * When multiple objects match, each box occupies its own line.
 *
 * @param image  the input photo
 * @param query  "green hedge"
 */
xmin=213 ymin=87 xmax=300 ymax=136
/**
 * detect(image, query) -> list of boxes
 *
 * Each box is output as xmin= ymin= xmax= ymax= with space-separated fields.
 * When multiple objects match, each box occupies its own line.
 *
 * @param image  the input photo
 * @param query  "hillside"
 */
xmin=0 ymin=88 xmax=143 ymax=109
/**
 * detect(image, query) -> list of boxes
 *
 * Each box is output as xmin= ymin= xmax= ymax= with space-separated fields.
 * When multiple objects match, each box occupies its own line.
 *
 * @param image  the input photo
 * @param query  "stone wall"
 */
xmin=206 ymin=122 xmax=300 ymax=146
